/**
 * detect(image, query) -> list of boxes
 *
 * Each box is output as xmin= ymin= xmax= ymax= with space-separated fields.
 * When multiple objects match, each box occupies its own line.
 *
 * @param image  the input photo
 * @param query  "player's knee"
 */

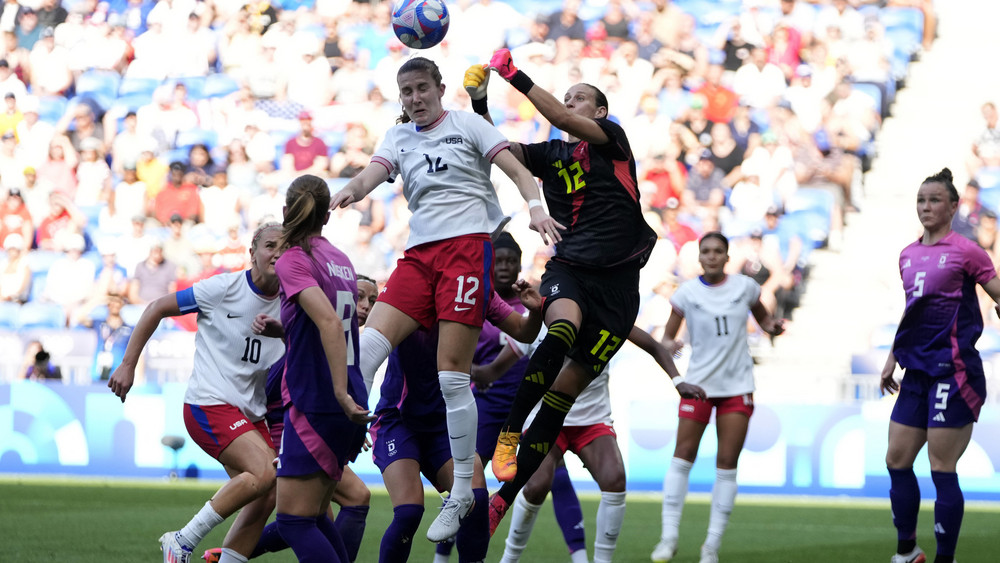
xmin=522 ymin=481 xmax=547 ymax=504
xmin=597 ymin=469 xmax=626 ymax=493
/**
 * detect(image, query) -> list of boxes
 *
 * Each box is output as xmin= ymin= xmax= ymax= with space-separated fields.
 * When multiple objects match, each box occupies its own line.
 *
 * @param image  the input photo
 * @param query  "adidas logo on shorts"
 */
xmin=932 ymin=412 xmax=946 ymax=423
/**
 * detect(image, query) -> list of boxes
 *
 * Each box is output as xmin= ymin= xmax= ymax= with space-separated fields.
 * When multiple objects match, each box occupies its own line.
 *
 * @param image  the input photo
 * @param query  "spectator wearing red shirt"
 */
xmin=153 ymin=161 xmax=202 ymax=226
xmin=693 ymin=57 xmax=738 ymax=125
xmin=35 ymin=190 xmax=86 ymax=250
xmin=281 ymin=110 xmax=328 ymax=176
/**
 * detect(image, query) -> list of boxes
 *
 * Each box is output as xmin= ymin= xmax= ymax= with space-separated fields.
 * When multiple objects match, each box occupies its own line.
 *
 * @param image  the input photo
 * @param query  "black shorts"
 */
xmin=539 ymin=259 xmax=640 ymax=375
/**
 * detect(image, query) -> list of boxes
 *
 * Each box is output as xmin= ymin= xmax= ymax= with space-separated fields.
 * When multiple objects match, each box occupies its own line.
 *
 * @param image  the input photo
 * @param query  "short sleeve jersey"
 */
xmin=178 ymin=270 xmax=284 ymax=420
xmin=506 ymin=325 xmax=612 ymax=426
xmin=669 ymin=274 xmax=760 ymax=398
xmin=521 ymin=118 xmax=657 ymax=268
xmin=276 ymin=237 xmax=366 ymax=414
xmin=375 ymin=291 xmax=515 ymax=430
xmin=372 ymin=111 xmax=510 ymax=250
xmin=893 ymin=231 xmax=997 ymax=377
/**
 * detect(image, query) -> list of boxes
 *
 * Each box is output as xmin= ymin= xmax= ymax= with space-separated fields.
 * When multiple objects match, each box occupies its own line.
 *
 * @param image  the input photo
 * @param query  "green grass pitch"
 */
xmin=2 ymin=477 xmax=997 ymax=562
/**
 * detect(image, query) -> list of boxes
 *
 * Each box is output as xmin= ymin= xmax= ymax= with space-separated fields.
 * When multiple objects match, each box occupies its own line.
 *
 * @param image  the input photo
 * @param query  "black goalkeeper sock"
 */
xmin=502 ymin=319 xmax=577 ymax=433
xmin=499 ymin=389 xmax=576 ymax=504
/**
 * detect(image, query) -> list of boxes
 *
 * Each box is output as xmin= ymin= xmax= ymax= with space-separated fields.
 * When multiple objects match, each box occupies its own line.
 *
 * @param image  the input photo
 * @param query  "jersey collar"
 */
xmin=415 ymin=110 xmax=448 ymax=132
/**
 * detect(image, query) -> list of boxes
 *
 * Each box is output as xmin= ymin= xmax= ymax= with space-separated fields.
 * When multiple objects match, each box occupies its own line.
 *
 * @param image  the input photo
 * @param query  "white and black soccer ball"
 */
xmin=391 ymin=0 xmax=450 ymax=50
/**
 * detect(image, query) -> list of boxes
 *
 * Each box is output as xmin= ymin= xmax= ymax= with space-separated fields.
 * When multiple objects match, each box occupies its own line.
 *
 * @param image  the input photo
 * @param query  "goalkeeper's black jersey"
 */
xmin=521 ymin=118 xmax=656 ymax=269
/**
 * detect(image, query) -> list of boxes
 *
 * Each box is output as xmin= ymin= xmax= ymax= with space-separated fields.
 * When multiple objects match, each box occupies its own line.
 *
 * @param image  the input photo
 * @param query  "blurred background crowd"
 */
xmin=0 ymin=0 xmax=948 ymax=385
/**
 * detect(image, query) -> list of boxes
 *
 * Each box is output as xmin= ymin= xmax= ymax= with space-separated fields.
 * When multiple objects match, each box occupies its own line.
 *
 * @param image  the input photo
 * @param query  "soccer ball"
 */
xmin=391 ymin=0 xmax=450 ymax=49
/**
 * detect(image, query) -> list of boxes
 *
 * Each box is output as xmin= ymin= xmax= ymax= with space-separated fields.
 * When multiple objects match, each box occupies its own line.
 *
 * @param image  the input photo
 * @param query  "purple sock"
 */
xmin=335 ymin=505 xmax=369 ymax=561
xmin=455 ymin=488 xmax=489 ymax=563
xmin=888 ymin=467 xmax=920 ymax=548
xmin=316 ymin=514 xmax=350 ymax=562
xmin=434 ymin=537 xmax=455 ymax=556
xmin=276 ymin=513 xmax=340 ymax=563
xmin=551 ymin=464 xmax=586 ymax=554
xmin=250 ymin=521 xmax=287 ymax=558
xmin=379 ymin=504 xmax=424 ymax=563
xmin=931 ymin=471 xmax=963 ymax=558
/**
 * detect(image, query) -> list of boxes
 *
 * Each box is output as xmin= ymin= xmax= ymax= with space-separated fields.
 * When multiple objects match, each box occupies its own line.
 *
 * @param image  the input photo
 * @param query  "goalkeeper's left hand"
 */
xmin=464 ymin=64 xmax=490 ymax=100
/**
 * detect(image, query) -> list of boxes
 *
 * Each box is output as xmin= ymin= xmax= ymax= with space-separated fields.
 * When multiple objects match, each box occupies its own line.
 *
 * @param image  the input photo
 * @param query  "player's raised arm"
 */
xmin=487 ymin=48 xmax=610 ymax=145
xmin=330 ymin=162 xmax=391 ymax=209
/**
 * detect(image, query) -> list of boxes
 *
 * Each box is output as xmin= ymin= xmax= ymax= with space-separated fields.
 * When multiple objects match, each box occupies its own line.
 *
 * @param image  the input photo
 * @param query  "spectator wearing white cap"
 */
xmin=0 ymin=231 xmax=30 ymax=303
xmin=76 ymin=137 xmax=112 ymax=208
xmin=783 ymin=64 xmax=825 ymax=133
xmin=127 ymin=239 xmax=176 ymax=305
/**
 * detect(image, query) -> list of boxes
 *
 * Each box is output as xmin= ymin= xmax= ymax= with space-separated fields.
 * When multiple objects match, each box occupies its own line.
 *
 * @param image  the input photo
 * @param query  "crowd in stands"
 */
xmin=0 ymin=0 xmax=932 ymax=382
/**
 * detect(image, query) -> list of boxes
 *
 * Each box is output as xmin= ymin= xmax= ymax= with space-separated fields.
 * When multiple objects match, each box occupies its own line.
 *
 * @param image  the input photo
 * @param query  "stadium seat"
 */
xmin=851 ymin=81 xmax=886 ymax=119
xmin=75 ymin=70 xmax=121 ymax=101
xmin=118 ymin=76 xmax=160 ymax=98
xmin=880 ymin=6 xmax=924 ymax=38
xmin=171 ymin=76 xmax=207 ymax=100
xmin=175 ymin=129 xmax=218 ymax=151
xmin=975 ymin=166 xmax=1000 ymax=191
xmin=17 ymin=302 xmax=66 ymax=329
xmin=780 ymin=209 xmax=830 ymax=250
xmin=25 ymin=250 xmax=63 ymax=274
xmin=202 ymin=73 xmax=241 ymax=98
xmin=978 ymin=327 xmax=1000 ymax=354
xmin=885 ymin=26 xmax=921 ymax=60
xmin=28 ymin=272 xmax=47 ymax=302
xmin=120 ymin=304 xmax=146 ymax=326
xmin=0 ymin=301 xmax=18 ymax=330
xmin=870 ymin=322 xmax=898 ymax=349
xmin=36 ymin=96 xmax=68 ymax=123
xmin=786 ymin=187 xmax=835 ymax=219
xmin=977 ymin=186 xmax=1000 ymax=214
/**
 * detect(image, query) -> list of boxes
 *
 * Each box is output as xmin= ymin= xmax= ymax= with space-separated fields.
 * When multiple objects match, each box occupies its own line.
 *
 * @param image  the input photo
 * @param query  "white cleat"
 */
xmin=650 ymin=537 xmax=678 ymax=562
xmin=890 ymin=546 xmax=926 ymax=563
xmin=159 ymin=532 xmax=193 ymax=563
xmin=698 ymin=544 xmax=719 ymax=563
xmin=426 ymin=494 xmax=475 ymax=543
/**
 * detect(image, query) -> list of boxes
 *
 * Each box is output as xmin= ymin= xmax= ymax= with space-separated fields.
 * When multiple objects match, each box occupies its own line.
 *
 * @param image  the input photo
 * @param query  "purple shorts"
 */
xmin=369 ymin=409 xmax=452 ymax=490
xmin=890 ymin=368 xmax=986 ymax=429
xmin=474 ymin=394 xmax=509 ymax=461
xmin=277 ymin=404 xmax=365 ymax=481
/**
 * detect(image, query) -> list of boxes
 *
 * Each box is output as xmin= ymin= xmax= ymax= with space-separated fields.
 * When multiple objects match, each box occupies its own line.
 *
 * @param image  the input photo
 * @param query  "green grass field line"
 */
xmin=2 ymin=478 xmax=997 ymax=562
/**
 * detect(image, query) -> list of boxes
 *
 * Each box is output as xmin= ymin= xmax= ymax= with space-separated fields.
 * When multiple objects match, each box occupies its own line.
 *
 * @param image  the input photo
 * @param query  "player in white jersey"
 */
xmin=652 ymin=232 xmax=784 ymax=563
xmin=330 ymin=56 xmax=564 ymax=542
xmin=109 ymin=223 xmax=287 ymax=563
xmin=476 ymin=325 xmax=703 ymax=563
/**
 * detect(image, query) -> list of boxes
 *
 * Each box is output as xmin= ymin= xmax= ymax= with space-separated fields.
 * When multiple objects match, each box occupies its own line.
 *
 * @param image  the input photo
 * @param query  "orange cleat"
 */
xmin=491 ymin=430 xmax=520 ymax=482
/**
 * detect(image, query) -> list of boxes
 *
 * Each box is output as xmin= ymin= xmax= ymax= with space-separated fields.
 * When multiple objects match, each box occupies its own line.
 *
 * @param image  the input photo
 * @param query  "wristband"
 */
xmin=528 ymin=199 xmax=543 ymax=209
xmin=471 ymin=96 xmax=489 ymax=115
xmin=510 ymin=70 xmax=535 ymax=95
xmin=671 ymin=376 xmax=686 ymax=388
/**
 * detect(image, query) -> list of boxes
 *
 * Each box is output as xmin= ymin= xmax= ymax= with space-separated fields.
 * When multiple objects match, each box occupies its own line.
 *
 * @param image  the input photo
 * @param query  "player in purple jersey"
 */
xmin=880 ymin=168 xmax=1000 ymax=563
xmin=108 ymin=222 xmax=284 ymax=563
xmin=217 ymin=275 xmax=380 ymax=563
xmin=271 ymin=174 xmax=373 ymax=563
xmin=371 ymin=281 xmax=543 ymax=563
xmin=330 ymin=56 xmax=563 ymax=543
xmin=464 ymin=49 xmax=658 ymax=531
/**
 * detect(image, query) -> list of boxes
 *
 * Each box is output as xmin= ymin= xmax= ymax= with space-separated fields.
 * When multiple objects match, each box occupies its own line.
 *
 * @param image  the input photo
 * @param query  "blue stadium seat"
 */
xmin=977 ymin=186 xmax=1000 ymax=214
xmin=18 ymin=302 xmax=66 ymax=329
xmin=120 ymin=304 xmax=146 ymax=326
xmin=175 ymin=129 xmax=218 ymax=151
xmin=870 ymin=322 xmax=898 ymax=350
xmin=29 ymin=272 xmax=47 ymax=302
xmin=885 ymin=26 xmax=920 ymax=59
xmin=975 ymin=166 xmax=1000 ymax=191
xmin=25 ymin=250 xmax=63 ymax=274
xmin=786 ymin=188 xmax=835 ymax=219
xmin=0 ymin=301 xmax=18 ymax=330
xmin=851 ymin=82 xmax=885 ymax=119
xmin=978 ymin=327 xmax=1000 ymax=354
xmin=86 ymin=304 xmax=109 ymax=324
xmin=37 ymin=96 xmax=68 ymax=123
xmin=880 ymin=6 xmax=924 ymax=37
xmin=780 ymin=209 xmax=830 ymax=250
xmin=202 ymin=73 xmax=241 ymax=98
xmin=75 ymin=70 xmax=121 ymax=101
xmin=118 ymin=76 xmax=160 ymax=97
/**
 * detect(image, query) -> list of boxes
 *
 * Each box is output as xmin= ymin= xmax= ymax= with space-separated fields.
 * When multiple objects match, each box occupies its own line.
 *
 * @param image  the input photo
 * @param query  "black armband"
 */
xmin=510 ymin=70 xmax=535 ymax=95
xmin=471 ymin=96 xmax=489 ymax=115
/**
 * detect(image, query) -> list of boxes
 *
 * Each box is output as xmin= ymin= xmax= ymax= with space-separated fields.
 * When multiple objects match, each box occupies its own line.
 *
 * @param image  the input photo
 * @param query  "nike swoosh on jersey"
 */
xmin=227 ymin=313 xmax=242 ymax=318
xmin=454 ymin=305 xmax=472 ymax=312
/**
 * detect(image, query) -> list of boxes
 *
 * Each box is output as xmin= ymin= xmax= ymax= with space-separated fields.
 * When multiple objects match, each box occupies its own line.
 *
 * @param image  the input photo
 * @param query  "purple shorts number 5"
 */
xmin=890 ymin=369 xmax=986 ymax=429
